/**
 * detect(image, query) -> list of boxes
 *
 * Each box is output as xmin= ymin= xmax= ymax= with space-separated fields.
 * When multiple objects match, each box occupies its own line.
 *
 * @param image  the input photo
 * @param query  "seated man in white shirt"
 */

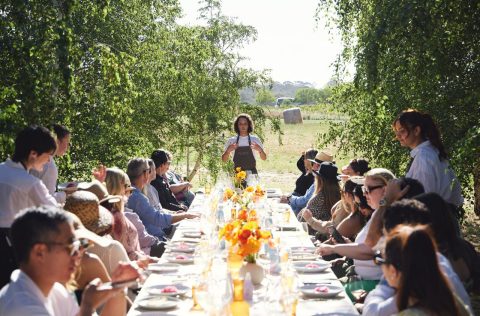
xmin=0 ymin=206 xmax=139 ymax=316
xmin=0 ymin=125 xmax=58 ymax=287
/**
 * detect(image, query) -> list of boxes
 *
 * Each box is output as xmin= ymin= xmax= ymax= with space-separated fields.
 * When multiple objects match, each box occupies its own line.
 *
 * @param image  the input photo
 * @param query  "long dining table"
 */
xmin=128 ymin=190 xmax=359 ymax=316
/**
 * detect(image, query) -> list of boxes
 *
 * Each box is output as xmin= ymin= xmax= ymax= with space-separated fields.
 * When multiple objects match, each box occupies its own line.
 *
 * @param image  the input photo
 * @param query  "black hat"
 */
xmin=312 ymin=162 xmax=339 ymax=181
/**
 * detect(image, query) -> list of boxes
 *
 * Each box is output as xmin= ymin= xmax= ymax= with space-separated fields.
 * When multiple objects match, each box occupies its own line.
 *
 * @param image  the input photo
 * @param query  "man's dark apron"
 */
xmin=232 ymin=135 xmax=258 ymax=174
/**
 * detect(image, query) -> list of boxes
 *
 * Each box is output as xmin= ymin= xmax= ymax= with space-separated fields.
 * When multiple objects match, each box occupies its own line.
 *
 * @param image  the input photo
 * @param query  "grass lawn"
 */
xmin=256 ymin=119 xmax=350 ymax=193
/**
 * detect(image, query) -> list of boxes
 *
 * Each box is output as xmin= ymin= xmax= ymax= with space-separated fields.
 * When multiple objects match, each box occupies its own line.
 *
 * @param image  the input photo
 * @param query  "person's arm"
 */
xmin=250 ymin=142 xmax=266 ymax=160
xmin=363 ymin=280 xmax=398 ymax=316
xmin=336 ymin=213 xmax=363 ymax=240
xmin=302 ymin=209 xmax=331 ymax=234
xmin=131 ymin=193 xmax=173 ymax=230
xmin=317 ymin=242 xmax=375 ymax=260
xmin=222 ymin=141 xmax=237 ymax=162
xmin=171 ymin=212 xmax=199 ymax=224
xmin=30 ymin=181 xmax=58 ymax=207
xmin=289 ymin=184 xmax=314 ymax=211
xmin=169 ymin=182 xmax=190 ymax=194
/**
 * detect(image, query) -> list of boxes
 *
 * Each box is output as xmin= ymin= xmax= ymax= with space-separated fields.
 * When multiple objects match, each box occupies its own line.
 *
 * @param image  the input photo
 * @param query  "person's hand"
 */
xmin=92 ymin=164 xmax=107 ymax=183
xmin=183 ymin=182 xmax=192 ymax=191
xmin=279 ymin=195 xmax=289 ymax=203
xmin=110 ymin=261 xmax=141 ymax=283
xmin=136 ymin=256 xmax=157 ymax=269
xmin=80 ymin=278 xmax=123 ymax=314
xmin=330 ymin=257 xmax=345 ymax=267
xmin=384 ymin=178 xmax=409 ymax=205
xmin=300 ymin=209 xmax=313 ymax=222
xmin=184 ymin=212 xmax=200 ymax=220
xmin=316 ymin=244 xmax=335 ymax=256
xmin=250 ymin=142 xmax=263 ymax=153
xmin=227 ymin=143 xmax=238 ymax=153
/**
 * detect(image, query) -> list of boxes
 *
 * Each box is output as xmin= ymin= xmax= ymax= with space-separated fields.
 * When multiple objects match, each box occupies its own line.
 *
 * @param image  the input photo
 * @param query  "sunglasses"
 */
xmin=362 ymin=185 xmax=384 ymax=194
xmin=373 ymin=250 xmax=389 ymax=266
xmin=44 ymin=238 xmax=92 ymax=257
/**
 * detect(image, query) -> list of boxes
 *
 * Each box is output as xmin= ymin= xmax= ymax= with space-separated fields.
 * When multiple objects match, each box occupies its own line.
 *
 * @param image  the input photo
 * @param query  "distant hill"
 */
xmin=240 ymin=81 xmax=314 ymax=104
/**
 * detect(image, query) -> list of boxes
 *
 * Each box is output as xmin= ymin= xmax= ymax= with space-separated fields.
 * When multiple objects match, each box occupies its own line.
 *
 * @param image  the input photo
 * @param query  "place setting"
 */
xmin=164 ymin=253 xmax=195 ymax=264
xmin=165 ymin=241 xmax=197 ymax=253
xmin=146 ymin=283 xmax=190 ymax=297
xmin=292 ymin=260 xmax=331 ymax=273
xmin=298 ymin=283 xmax=344 ymax=299
xmin=135 ymin=296 xmax=182 ymax=311
xmin=146 ymin=262 xmax=181 ymax=274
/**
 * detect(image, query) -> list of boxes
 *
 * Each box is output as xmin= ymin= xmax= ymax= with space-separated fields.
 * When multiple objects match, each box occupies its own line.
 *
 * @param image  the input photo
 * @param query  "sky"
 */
xmin=178 ymin=0 xmax=343 ymax=88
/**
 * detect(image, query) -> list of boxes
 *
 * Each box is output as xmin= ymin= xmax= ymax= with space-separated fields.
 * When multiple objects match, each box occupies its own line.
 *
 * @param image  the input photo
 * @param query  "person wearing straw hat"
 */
xmin=280 ymin=150 xmax=334 ymax=215
xmin=0 ymin=205 xmax=138 ymax=316
xmin=64 ymin=191 xmax=131 ymax=276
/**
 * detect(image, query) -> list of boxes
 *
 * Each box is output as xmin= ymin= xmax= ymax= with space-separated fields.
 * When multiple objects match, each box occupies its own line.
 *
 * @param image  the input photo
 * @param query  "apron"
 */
xmin=232 ymin=135 xmax=258 ymax=174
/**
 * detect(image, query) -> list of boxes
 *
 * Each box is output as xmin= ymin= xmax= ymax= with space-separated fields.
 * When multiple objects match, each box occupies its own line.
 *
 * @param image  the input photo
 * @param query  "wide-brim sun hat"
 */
xmin=64 ymin=190 xmax=113 ymax=235
xmin=77 ymin=180 xmax=122 ymax=204
xmin=308 ymin=150 xmax=334 ymax=165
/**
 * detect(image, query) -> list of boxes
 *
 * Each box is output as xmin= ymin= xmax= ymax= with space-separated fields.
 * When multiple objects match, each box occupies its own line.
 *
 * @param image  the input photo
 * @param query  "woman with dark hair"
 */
xmin=222 ymin=113 xmax=267 ymax=174
xmin=378 ymin=225 xmax=468 ymax=315
xmin=393 ymin=109 xmax=463 ymax=208
xmin=31 ymin=124 xmax=72 ymax=203
xmin=414 ymin=192 xmax=480 ymax=291
xmin=292 ymin=148 xmax=318 ymax=196
xmin=341 ymin=158 xmax=370 ymax=178
xmin=299 ymin=162 xmax=341 ymax=235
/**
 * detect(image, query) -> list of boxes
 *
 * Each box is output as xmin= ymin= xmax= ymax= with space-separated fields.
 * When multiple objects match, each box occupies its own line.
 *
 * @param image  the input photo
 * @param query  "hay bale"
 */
xmin=283 ymin=107 xmax=303 ymax=124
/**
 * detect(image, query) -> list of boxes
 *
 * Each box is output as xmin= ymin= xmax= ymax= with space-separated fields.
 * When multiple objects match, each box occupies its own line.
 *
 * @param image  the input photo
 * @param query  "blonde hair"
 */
xmin=141 ymin=159 xmax=156 ymax=196
xmin=105 ymin=167 xmax=130 ymax=195
xmin=365 ymin=168 xmax=396 ymax=185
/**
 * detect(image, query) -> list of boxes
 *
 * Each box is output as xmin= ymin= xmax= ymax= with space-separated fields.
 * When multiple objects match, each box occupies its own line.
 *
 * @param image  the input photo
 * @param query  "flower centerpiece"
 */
xmin=233 ymin=167 xmax=247 ymax=189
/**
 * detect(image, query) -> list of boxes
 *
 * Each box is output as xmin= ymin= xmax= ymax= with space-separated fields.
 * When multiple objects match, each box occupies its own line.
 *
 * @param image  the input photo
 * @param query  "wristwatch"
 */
xmin=379 ymin=198 xmax=388 ymax=207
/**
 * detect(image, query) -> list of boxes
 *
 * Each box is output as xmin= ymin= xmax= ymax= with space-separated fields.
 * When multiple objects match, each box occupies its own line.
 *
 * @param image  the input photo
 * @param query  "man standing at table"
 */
xmin=222 ymin=113 xmax=267 ymax=175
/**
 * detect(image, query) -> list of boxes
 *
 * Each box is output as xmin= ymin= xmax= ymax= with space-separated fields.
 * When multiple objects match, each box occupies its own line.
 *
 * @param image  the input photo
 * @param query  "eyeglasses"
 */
xmin=362 ymin=185 xmax=384 ymax=194
xmin=43 ymin=238 xmax=92 ymax=257
xmin=373 ymin=250 xmax=389 ymax=265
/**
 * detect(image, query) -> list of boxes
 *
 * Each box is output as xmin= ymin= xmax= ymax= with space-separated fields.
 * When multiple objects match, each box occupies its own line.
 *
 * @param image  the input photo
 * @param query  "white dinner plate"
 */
xmin=293 ymin=260 xmax=330 ymax=273
xmin=147 ymin=284 xmax=190 ymax=296
xmin=165 ymin=242 xmax=196 ymax=253
xmin=147 ymin=263 xmax=180 ymax=273
xmin=290 ymin=246 xmax=317 ymax=254
xmin=291 ymin=253 xmax=320 ymax=261
xmin=182 ymin=231 xmax=202 ymax=238
xmin=299 ymin=284 xmax=343 ymax=298
xmin=165 ymin=254 xmax=194 ymax=264
xmin=136 ymin=296 xmax=180 ymax=310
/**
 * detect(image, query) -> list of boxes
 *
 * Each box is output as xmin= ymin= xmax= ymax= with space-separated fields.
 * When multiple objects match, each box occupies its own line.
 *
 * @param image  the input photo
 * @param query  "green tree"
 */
xmin=317 ymin=0 xmax=480 ymax=215
xmin=255 ymin=88 xmax=275 ymax=105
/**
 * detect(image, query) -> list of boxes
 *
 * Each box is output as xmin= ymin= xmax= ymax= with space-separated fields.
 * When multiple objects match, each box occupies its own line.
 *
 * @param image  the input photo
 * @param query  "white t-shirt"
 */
xmin=0 ymin=270 xmax=79 ymax=316
xmin=224 ymin=135 xmax=264 ymax=158
xmin=30 ymin=159 xmax=66 ymax=204
xmin=0 ymin=159 xmax=57 ymax=228
xmin=353 ymin=218 xmax=383 ymax=280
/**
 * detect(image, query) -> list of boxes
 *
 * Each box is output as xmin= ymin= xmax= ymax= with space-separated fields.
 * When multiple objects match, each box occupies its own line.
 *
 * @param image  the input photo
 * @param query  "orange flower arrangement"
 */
xmin=219 ymin=209 xmax=271 ymax=263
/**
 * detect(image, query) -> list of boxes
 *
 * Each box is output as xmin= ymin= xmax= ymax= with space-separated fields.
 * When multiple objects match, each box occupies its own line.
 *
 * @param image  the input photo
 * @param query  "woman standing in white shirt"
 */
xmin=222 ymin=113 xmax=267 ymax=174
xmin=392 ymin=110 xmax=463 ymax=208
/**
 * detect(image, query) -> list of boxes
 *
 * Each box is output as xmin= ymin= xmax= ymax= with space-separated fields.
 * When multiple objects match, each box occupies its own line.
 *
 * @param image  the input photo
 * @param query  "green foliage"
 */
xmin=255 ymin=88 xmax=275 ymax=105
xmin=317 ymin=0 xmax=480 ymax=209
xmin=0 ymin=0 xmax=274 ymax=182
xmin=294 ymin=87 xmax=332 ymax=105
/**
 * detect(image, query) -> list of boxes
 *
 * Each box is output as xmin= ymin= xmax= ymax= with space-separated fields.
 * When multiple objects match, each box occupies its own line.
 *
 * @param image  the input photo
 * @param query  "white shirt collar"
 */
xmin=4 ymin=158 xmax=27 ymax=171
xmin=11 ymin=269 xmax=49 ymax=303
xmin=410 ymin=140 xmax=432 ymax=158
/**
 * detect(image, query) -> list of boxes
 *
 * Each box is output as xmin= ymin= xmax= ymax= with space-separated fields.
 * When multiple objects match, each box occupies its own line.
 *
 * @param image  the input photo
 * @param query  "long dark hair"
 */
xmin=393 ymin=110 xmax=448 ymax=160
xmin=386 ymin=226 xmax=459 ymax=315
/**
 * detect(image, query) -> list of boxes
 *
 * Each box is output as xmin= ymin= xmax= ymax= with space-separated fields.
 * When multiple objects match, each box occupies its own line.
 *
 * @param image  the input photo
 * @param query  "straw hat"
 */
xmin=77 ymin=180 xmax=121 ymax=204
xmin=308 ymin=150 xmax=334 ymax=165
xmin=64 ymin=191 xmax=113 ymax=235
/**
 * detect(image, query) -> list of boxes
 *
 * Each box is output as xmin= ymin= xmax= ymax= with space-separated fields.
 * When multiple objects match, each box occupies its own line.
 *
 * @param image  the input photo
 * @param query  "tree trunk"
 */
xmin=474 ymin=162 xmax=480 ymax=217
xmin=187 ymin=153 xmax=203 ymax=182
